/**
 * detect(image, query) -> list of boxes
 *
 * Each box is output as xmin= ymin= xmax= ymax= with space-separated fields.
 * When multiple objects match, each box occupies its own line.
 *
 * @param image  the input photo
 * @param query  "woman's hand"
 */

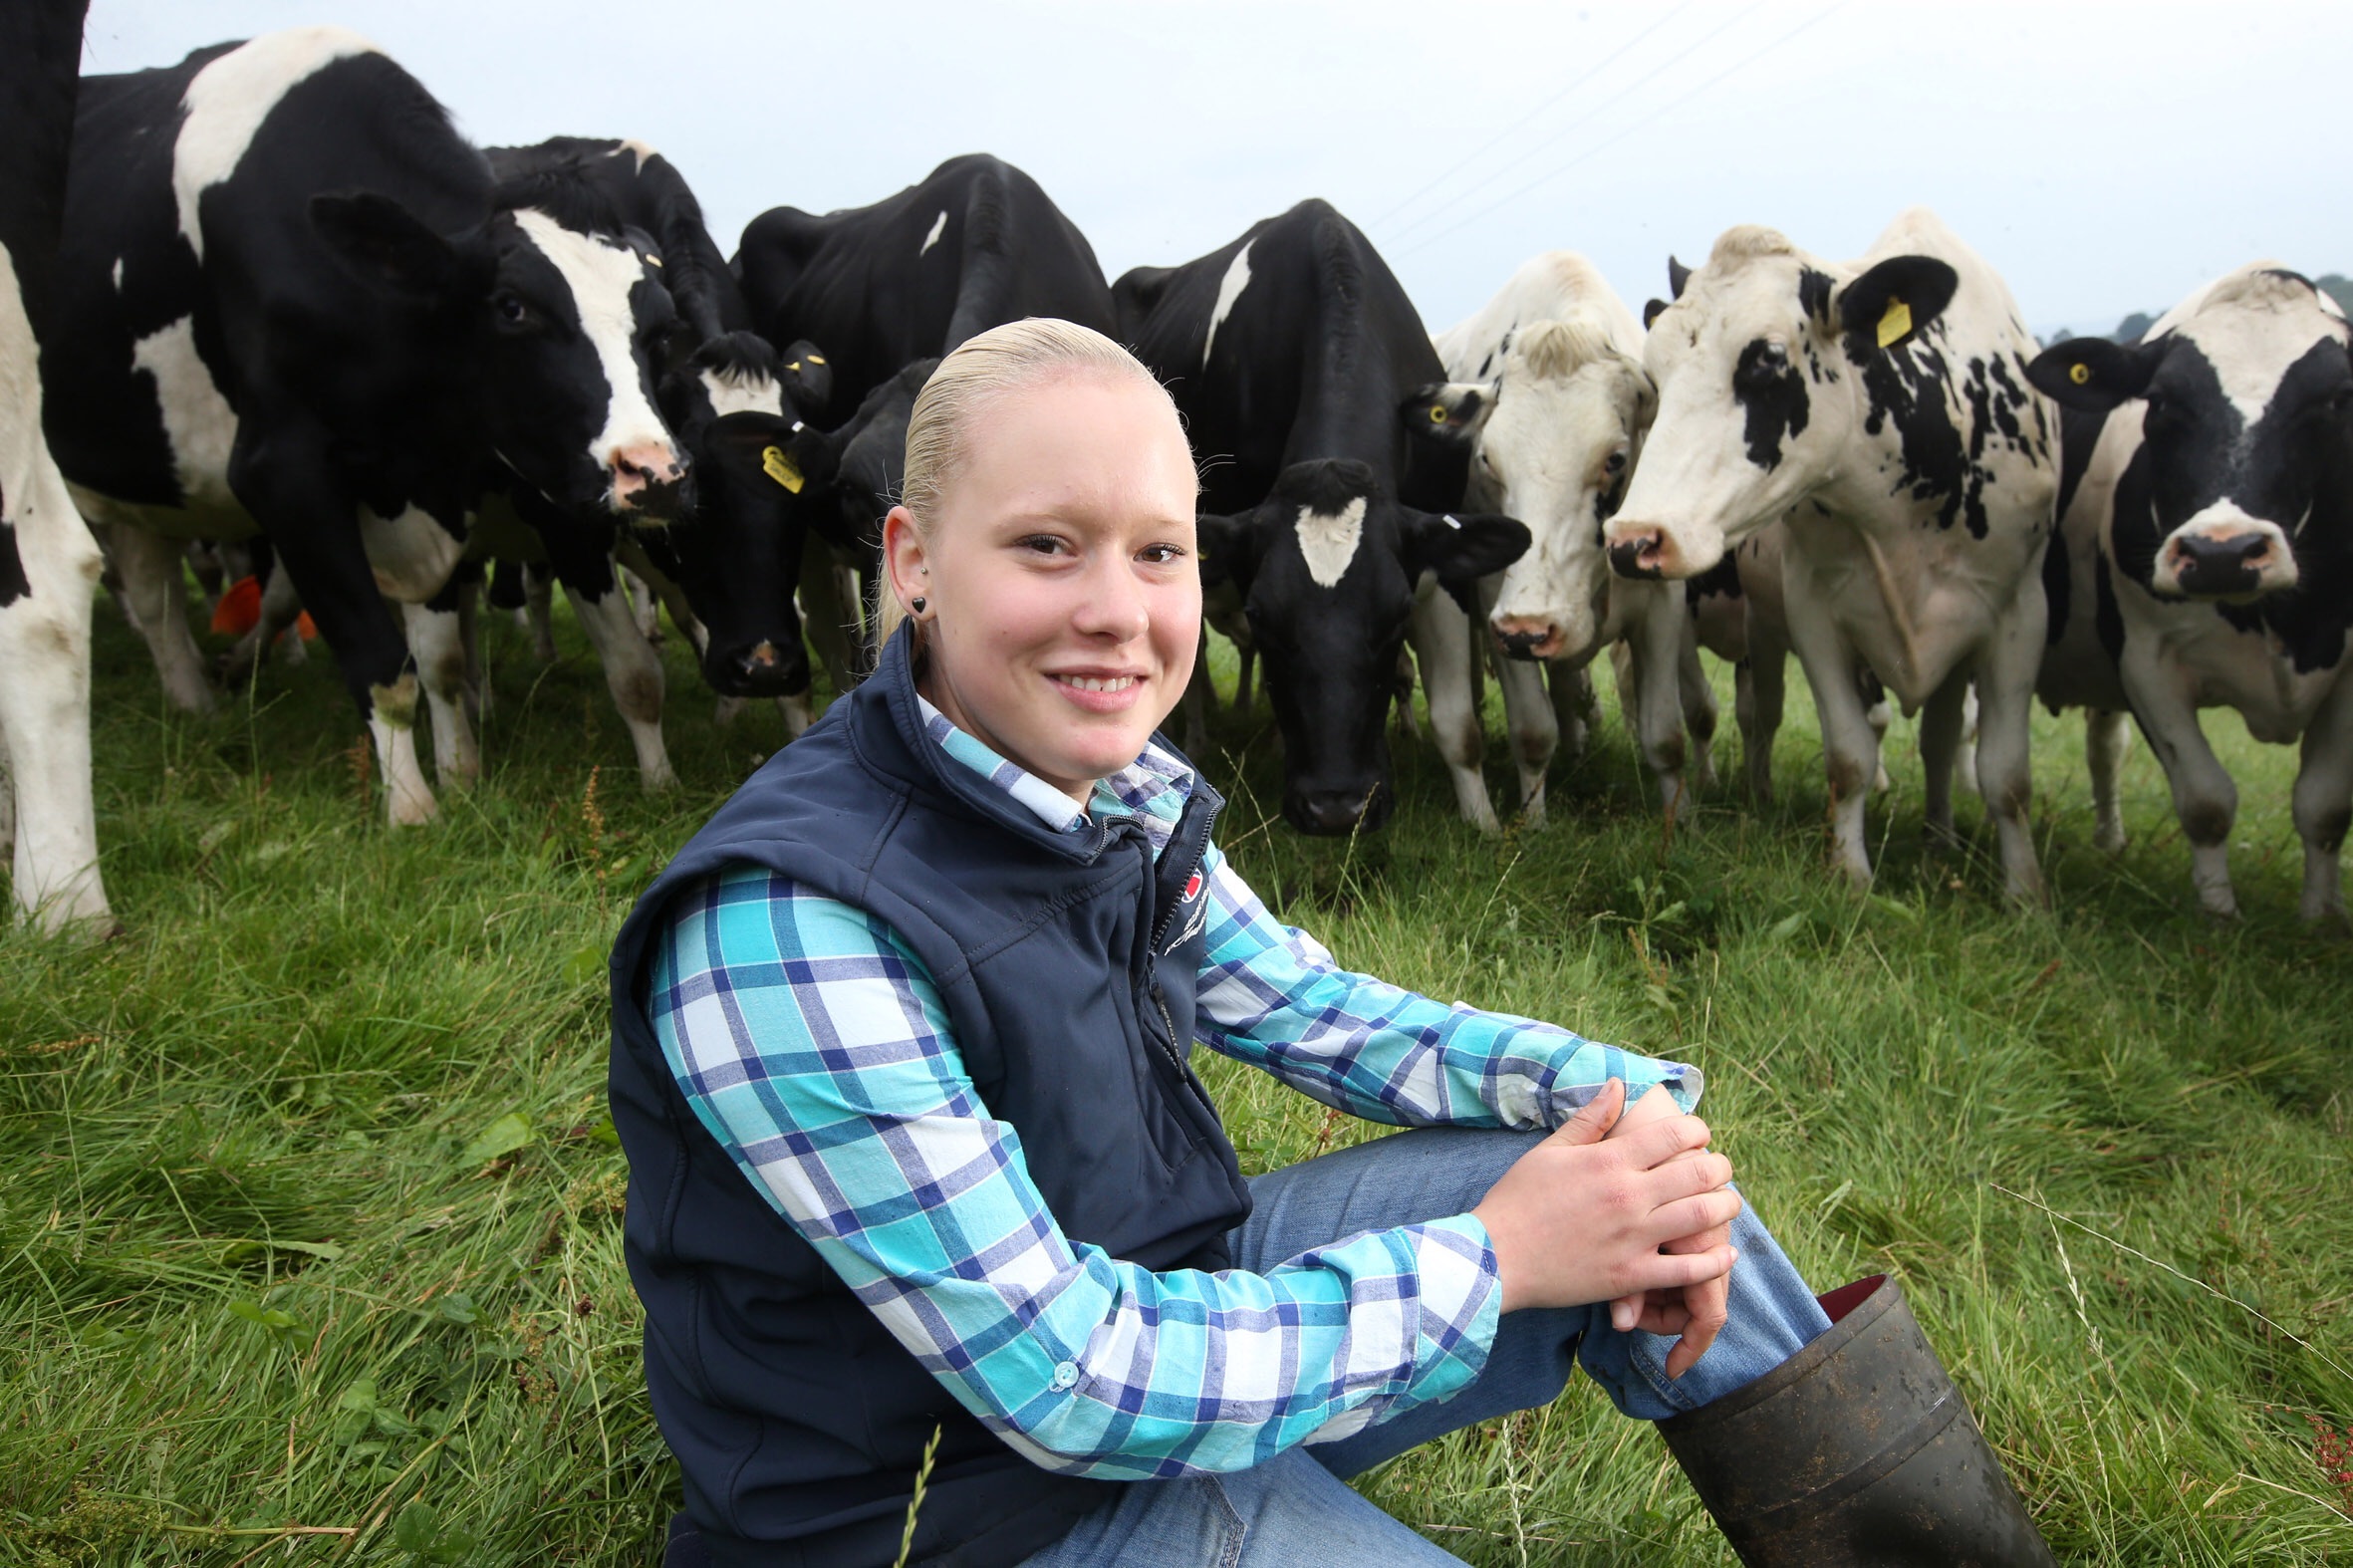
xmin=1470 ymin=1079 xmax=1739 ymax=1317
xmin=1601 ymin=1083 xmax=1738 ymax=1378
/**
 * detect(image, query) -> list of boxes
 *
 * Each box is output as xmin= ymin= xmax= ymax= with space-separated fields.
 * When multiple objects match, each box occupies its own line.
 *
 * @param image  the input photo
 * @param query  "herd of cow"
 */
xmin=3 ymin=21 xmax=2349 ymax=942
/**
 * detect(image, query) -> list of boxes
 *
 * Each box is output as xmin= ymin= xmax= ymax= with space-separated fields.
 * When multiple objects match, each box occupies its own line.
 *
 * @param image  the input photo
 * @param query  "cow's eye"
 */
xmin=2329 ymin=383 xmax=2353 ymax=414
xmin=493 ymin=292 xmax=531 ymax=327
xmin=1604 ymin=450 xmax=1628 ymax=475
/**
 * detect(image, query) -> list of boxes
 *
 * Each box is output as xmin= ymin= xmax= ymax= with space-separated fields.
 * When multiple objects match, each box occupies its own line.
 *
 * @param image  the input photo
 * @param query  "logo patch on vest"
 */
xmin=1182 ymin=871 xmax=1203 ymax=903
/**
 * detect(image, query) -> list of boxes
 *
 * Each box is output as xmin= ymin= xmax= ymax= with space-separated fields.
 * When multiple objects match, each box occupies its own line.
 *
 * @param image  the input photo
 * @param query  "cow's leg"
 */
xmin=2129 ymin=664 xmax=2238 ymax=915
xmin=1860 ymin=672 xmax=1895 ymax=793
xmin=1783 ymin=582 xmax=1877 ymax=890
xmin=521 ymin=562 xmax=557 ymax=662
xmin=1180 ymin=631 xmax=1213 ymax=754
xmin=106 ymin=521 xmax=215 ymax=713
xmin=1971 ymin=582 xmax=2047 ymax=907
xmin=1411 ymin=584 xmax=1499 ymax=834
xmin=401 ymin=576 xmax=480 ymax=790
xmin=532 ymin=513 xmax=674 ymax=792
xmin=1918 ymin=668 xmax=1971 ymax=847
xmin=2291 ymin=674 xmax=2353 ymax=922
xmin=1547 ymin=661 xmax=1593 ymax=772
xmin=798 ymin=536 xmax=858 ymax=699
xmin=1625 ymin=585 xmax=1694 ymax=820
xmin=1955 ymin=681 xmax=1981 ymax=798
xmin=0 ymin=478 xmax=114 ymax=932
xmin=1494 ymin=650 xmax=1555 ymax=828
xmin=1234 ymin=645 xmax=1256 ymax=718
xmin=229 ymin=433 xmax=436 ymax=826
xmin=1741 ymin=636 xmax=1789 ymax=807
xmin=222 ymin=556 xmax=307 ymax=684
xmin=621 ymin=565 xmax=661 ymax=643
xmin=614 ymin=538 xmax=706 ymax=658
xmin=1394 ymin=648 xmax=1422 ymax=741
xmin=2086 ymin=708 xmax=2131 ymax=853
xmin=1675 ymin=618 xmax=1720 ymax=794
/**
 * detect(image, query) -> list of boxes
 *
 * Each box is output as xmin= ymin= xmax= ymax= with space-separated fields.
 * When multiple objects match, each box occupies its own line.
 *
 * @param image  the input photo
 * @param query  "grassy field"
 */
xmin=4 ymin=586 xmax=2351 ymax=1566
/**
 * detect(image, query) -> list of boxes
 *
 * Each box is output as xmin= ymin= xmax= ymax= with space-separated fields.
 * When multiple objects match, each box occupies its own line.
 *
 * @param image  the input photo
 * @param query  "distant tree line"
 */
xmin=2043 ymin=272 xmax=2353 ymax=347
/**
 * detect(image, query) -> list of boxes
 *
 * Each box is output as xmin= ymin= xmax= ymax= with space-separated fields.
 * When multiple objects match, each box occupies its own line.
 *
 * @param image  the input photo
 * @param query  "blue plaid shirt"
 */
xmin=647 ymin=703 xmax=1701 ymax=1479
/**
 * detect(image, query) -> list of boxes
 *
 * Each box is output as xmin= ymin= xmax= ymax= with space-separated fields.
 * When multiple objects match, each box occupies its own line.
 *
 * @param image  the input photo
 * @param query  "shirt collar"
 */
xmin=916 ymin=695 xmax=1195 ymax=836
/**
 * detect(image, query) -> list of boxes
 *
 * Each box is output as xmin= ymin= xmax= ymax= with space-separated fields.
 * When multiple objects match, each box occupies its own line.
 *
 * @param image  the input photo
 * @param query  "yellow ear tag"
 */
xmin=646 ymin=254 xmax=662 ymax=268
xmin=807 ymin=354 xmax=827 ymax=366
xmin=1430 ymin=404 xmax=1448 ymax=423
xmin=2068 ymin=362 xmax=2091 ymax=386
xmin=761 ymin=445 xmax=805 ymax=493
xmin=1876 ymin=298 xmax=1912 ymax=350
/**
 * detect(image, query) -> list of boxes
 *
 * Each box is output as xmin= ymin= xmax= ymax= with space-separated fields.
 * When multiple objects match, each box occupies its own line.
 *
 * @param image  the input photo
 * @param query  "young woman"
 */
xmin=609 ymin=320 xmax=2053 ymax=1567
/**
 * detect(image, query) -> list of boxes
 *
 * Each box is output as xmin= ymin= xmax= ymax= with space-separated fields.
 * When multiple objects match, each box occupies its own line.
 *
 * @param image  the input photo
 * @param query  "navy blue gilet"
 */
xmin=608 ymin=624 xmax=1251 ymax=1567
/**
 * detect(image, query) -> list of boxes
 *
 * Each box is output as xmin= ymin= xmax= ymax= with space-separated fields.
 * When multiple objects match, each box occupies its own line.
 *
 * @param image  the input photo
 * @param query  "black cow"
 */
xmin=1 ymin=0 xmax=112 ymax=932
xmin=1115 ymin=199 xmax=1527 ymax=833
xmin=44 ymin=28 xmax=687 ymax=823
xmin=2029 ymin=265 xmax=2353 ymax=919
xmin=735 ymin=152 xmax=1117 ymax=426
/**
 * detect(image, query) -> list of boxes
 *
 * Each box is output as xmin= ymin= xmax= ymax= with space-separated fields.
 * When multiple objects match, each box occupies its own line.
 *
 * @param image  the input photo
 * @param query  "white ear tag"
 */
xmin=1443 ymin=514 xmax=1462 ymax=529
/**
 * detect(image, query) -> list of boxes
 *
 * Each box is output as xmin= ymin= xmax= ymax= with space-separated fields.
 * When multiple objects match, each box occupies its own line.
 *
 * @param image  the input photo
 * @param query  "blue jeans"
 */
xmin=1016 ymin=1127 xmax=1833 ymax=1568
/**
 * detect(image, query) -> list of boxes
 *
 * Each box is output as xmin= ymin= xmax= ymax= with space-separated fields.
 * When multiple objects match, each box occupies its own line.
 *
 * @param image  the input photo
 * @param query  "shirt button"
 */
xmin=1050 ymin=1362 xmax=1079 ymax=1391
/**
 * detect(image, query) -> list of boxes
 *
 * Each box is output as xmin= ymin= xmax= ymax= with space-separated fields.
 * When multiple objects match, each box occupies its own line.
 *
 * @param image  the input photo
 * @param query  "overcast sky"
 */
xmin=80 ymin=1 xmax=2350 ymax=340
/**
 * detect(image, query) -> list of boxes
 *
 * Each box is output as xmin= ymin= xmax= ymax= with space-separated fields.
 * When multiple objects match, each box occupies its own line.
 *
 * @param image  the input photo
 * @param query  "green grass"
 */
xmin=4 ymin=589 xmax=2351 ymax=1565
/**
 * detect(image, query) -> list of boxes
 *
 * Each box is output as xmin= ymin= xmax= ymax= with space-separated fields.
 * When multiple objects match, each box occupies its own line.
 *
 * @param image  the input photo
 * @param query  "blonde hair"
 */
xmin=878 ymin=318 xmax=1176 ymax=646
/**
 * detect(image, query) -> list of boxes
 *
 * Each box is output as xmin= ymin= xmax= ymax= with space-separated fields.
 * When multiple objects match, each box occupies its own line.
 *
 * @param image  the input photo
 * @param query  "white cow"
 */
xmin=2029 ymin=265 xmax=2353 ymax=919
xmin=1607 ymin=210 xmax=2057 ymax=904
xmin=1408 ymin=252 xmax=1714 ymax=830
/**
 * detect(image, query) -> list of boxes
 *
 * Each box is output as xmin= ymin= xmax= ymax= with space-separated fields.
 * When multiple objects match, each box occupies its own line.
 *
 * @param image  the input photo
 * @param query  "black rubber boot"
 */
xmin=1657 ymin=1274 xmax=2057 ymax=1566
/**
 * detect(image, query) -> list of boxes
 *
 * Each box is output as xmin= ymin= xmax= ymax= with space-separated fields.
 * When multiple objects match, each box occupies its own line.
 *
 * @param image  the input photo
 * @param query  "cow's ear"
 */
xmin=1402 ymin=509 xmax=1530 ymax=616
xmin=1833 ymin=255 xmax=1960 ymax=355
xmin=779 ymin=340 xmax=834 ymax=420
xmin=1643 ymin=298 xmax=1670 ymax=329
xmin=1196 ymin=507 xmax=1264 ymax=592
xmin=1400 ymin=382 xmax=1493 ymax=451
xmin=311 ymin=191 xmax=460 ymax=298
xmin=2026 ymin=337 xmax=2161 ymax=413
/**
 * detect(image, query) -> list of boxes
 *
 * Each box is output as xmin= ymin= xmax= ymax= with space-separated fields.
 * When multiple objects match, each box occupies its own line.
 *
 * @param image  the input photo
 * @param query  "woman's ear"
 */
xmin=883 ymin=505 xmax=928 ymax=615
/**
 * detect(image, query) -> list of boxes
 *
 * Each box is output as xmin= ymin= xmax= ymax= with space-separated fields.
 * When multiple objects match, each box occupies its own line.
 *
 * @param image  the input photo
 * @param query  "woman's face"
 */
xmin=885 ymin=371 xmax=1201 ymax=802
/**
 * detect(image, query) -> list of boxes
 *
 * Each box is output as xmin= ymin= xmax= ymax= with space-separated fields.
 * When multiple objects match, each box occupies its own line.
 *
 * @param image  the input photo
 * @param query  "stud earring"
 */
xmin=911 ymin=597 xmax=927 ymax=614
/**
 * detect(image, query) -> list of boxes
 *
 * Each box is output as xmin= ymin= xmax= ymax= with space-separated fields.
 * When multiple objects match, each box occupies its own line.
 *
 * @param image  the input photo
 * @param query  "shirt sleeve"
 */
xmin=1191 ymin=844 xmax=1702 ymax=1128
xmin=645 ymin=863 xmax=1502 ymax=1480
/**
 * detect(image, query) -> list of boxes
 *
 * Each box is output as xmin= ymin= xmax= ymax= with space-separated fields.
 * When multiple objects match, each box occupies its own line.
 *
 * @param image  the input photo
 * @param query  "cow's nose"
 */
xmin=1491 ymin=616 xmax=1561 ymax=661
xmin=2171 ymin=531 xmax=2273 ymax=596
xmin=719 ymin=638 xmax=807 ymax=696
xmin=1607 ymin=527 xmax=1670 ymax=580
xmin=611 ymin=442 xmax=691 ymax=518
xmin=1290 ymin=786 xmax=1381 ymax=836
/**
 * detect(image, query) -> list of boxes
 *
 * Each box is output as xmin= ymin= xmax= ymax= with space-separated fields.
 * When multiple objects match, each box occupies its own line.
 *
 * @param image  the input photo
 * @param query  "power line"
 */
xmin=1381 ymin=2 xmax=1766 ymax=249
xmin=1397 ymin=0 xmax=1852 ymax=262
xmin=1366 ymin=3 xmax=1696 ymax=234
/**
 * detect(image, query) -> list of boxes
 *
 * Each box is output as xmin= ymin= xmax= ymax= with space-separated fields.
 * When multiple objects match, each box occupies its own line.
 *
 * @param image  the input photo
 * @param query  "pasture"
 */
xmin=4 ymin=589 xmax=2351 ymax=1567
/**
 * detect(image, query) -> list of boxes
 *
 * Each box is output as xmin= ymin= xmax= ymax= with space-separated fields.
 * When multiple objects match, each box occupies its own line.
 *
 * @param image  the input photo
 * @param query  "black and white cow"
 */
xmin=482 ymin=137 xmax=836 ymax=757
xmin=2029 ymin=265 xmax=2353 ymax=919
xmin=1608 ymin=211 xmax=2056 ymax=903
xmin=1116 ymin=199 xmax=1528 ymax=833
xmin=736 ymin=153 xmax=1119 ymax=427
xmin=1406 ymin=252 xmax=1717 ymax=830
xmin=45 ymin=29 xmax=688 ymax=823
xmin=0 ymin=0 xmax=111 ymax=933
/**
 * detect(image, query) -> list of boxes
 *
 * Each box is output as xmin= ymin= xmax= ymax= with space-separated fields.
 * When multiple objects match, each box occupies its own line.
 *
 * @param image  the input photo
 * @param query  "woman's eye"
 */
xmin=1017 ymin=534 xmax=1069 ymax=556
xmin=1139 ymin=543 xmax=1186 ymax=565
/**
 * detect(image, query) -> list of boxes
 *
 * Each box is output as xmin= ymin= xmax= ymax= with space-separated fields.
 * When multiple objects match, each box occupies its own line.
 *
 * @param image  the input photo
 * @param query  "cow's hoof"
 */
xmin=2094 ymin=826 xmax=2127 ymax=855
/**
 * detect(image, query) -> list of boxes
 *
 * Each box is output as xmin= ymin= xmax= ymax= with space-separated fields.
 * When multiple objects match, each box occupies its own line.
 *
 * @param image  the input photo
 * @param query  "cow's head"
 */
xmin=311 ymin=180 xmax=694 ymax=523
xmin=2028 ymin=267 xmax=2353 ymax=603
xmin=1405 ymin=319 xmax=1655 ymax=661
xmin=1607 ymin=227 xmax=1958 ymax=578
xmin=645 ymin=332 xmax=823 ymax=697
xmin=1200 ymin=458 xmax=1527 ymax=834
